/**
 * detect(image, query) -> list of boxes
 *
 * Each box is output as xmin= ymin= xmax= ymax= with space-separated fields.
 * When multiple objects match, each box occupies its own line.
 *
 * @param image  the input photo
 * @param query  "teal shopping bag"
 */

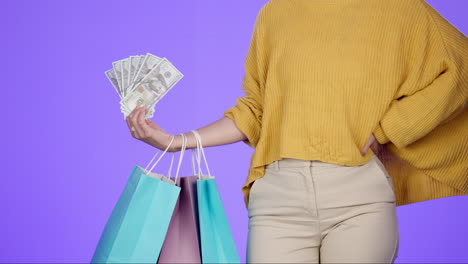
xmin=91 ymin=135 xmax=188 ymax=263
xmin=190 ymin=130 xmax=240 ymax=264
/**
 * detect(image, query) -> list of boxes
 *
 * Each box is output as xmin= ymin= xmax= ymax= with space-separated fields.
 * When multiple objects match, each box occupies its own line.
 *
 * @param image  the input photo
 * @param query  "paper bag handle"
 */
xmin=190 ymin=130 xmax=212 ymax=178
xmin=143 ymin=133 xmax=188 ymax=185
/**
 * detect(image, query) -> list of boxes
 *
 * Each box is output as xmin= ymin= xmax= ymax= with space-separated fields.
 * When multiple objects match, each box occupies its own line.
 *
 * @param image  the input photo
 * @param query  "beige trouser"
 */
xmin=246 ymin=154 xmax=400 ymax=263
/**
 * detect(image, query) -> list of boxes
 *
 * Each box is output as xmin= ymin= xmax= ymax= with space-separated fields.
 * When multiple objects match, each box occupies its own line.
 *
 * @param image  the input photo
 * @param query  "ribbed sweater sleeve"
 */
xmin=223 ymin=6 xmax=267 ymax=148
xmin=373 ymin=0 xmax=468 ymax=148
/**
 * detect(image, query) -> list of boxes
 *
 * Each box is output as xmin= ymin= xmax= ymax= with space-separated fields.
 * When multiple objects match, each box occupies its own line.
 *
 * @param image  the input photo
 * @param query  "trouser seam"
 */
xmin=390 ymin=227 xmax=399 ymax=263
xmin=306 ymin=166 xmax=322 ymax=245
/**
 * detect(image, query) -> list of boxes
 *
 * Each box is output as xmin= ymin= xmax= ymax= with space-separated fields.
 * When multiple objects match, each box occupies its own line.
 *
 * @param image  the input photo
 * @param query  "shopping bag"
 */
xmin=91 ymin=135 xmax=185 ymax=263
xmin=190 ymin=129 xmax=241 ymax=263
xmin=158 ymin=133 xmax=202 ymax=263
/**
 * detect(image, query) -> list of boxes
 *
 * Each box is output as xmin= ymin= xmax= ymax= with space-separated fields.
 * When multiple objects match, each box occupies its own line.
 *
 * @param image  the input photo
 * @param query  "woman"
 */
xmin=125 ymin=0 xmax=468 ymax=262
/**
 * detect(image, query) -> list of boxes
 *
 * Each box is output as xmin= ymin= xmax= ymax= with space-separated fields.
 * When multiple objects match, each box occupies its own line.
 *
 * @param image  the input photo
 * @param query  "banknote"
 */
xmin=121 ymin=58 xmax=131 ymax=96
xmin=105 ymin=54 xmax=183 ymax=119
xmin=105 ymin=69 xmax=121 ymax=97
xmin=132 ymin=53 xmax=163 ymax=90
xmin=112 ymin=60 xmax=124 ymax=96
xmin=120 ymin=101 xmax=155 ymax=119
xmin=120 ymin=58 xmax=183 ymax=116
xmin=131 ymin=55 xmax=146 ymax=84
xmin=128 ymin=56 xmax=141 ymax=90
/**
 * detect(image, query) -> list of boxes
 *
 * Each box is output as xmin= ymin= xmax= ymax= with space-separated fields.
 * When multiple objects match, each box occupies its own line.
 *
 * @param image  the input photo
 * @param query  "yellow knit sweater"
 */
xmin=223 ymin=0 xmax=468 ymax=209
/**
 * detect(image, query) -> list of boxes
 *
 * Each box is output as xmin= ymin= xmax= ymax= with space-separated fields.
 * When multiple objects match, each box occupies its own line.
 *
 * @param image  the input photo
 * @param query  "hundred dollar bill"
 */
xmin=128 ymin=56 xmax=141 ymax=90
xmin=120 ymin=104 xmax=155 ymax=119
xmin=112 ymin=60 xmax=124 ymax=96
xmin=131 ymin=53 xmax=163 ymax=90
xmin=105 ymin=69 xmax=121 ymax=98
xmin=132 ymin=55 xmax=145 ymax=85
xmin=120 ymin=101 xmax=155 ymax=119
xmin=132 ymin=55 xmax=145 ymax=86
xmin=121 ymin=58 xmax=130 ymax=96
xmin=120 ymin=58 xmax=183 ymax=116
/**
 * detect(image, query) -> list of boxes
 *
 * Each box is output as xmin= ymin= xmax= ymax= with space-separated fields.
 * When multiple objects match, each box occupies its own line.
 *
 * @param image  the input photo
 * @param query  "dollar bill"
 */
xmin=121 ymin=58 xmax=131 ymax=96
xmin=132 ymin=55 xmax=146 ymax=85
xmin=105 ymin=69 xmax=121 ymax=98
xmin=128 ymin=56 xmax=141 ymax=90
xmin=120 ymin=101 xmax=155 ymax=119
xmin=120 ymin=58 xmax=183 ymax=116
xmin=131 ymin=53 xmax=163 ymax=91
xmin=112 ymin=60 xmax=124 ymax=96
xmin=120 ymin=103 xmax=155 ymax=119
xmin=107 ymin=54 xmax=182 ymax=119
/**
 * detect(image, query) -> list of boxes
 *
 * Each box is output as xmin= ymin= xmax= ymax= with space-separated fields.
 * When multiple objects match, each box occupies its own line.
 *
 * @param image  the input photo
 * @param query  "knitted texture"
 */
xmin=223 ymin=0 xmax=468 ymax=209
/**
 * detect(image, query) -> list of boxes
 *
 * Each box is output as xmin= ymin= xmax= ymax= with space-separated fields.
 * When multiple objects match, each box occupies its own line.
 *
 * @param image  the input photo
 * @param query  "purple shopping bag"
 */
xmin=158 ymin=176 xmax=201 ymax=263
xmin=157 ymin=133 xmax=203 ymax=263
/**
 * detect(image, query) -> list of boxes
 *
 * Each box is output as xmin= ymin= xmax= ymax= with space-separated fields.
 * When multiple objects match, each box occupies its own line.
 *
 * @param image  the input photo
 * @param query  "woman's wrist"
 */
xmin=154 ymin=133 xmax=177 ymax=152
xmin=166 ymin=132 xmax=198 ymax=152
xmin=166 ymin=133 xmax=179 ymax=152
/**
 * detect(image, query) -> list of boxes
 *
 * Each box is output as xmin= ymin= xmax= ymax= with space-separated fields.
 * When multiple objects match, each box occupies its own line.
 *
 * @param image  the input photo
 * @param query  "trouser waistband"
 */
xmin=265 ymin=156 xmax=374 ymax=170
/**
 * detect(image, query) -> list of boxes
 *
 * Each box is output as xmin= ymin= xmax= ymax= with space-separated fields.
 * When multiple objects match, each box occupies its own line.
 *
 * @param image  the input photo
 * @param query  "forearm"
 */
xmin=170 ymin=116 xmax=247 ymax=151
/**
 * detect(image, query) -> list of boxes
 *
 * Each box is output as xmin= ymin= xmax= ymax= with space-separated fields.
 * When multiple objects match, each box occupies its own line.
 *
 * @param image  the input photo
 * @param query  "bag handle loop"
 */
xmin=190 ymin=130 xmax=212 ymax=178
xmin=173 ymin=133 xmax=188 ymax=184
xmin=143 ymin=133 xmax=188 ymax=185
xmin=144 ymin=135 xmax=175 ymax=175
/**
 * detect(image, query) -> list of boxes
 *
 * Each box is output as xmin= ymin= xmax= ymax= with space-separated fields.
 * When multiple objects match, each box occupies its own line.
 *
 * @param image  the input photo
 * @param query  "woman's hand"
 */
xmin=125 ymin=106 xmax=176 ymax=152
xmin=361 ymin=133 xmax=384 ymax=156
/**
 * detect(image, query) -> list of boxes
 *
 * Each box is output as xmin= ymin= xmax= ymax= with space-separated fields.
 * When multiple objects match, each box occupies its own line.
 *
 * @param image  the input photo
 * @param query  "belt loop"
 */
xmin=276 ymin=160 xmax=280 ymax=170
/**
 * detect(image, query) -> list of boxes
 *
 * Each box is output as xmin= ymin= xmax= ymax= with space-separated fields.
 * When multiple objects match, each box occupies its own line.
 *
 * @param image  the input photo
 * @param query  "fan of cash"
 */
xmin=105 ymin=53 xmax=184 ymax=119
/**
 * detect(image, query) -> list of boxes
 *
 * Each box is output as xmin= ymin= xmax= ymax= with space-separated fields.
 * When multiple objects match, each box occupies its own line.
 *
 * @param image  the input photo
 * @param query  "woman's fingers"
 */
xmin=129 ymin=107 xmax=144 ymax=138
xmin=370 ymin=142 xmax=378 ymax=155
xmin=136 ymin=107 xmax=152 ymax=138
xmin=125 ymin=106 xmax=138 ymax=128
xmin=130 ymin=107 xmax=145 ymax=139
xmin=127 ymin=105 xmax=140 ymax=120
xmin=125 ymin=106 xmax=156 ymax=141
xmin=361 ymin=135 xmax=372 ymax=156
xmin=369 ymin=136 xmax=383 ymax=156
xmin=125 ymin=116 xmax=134 ymax=137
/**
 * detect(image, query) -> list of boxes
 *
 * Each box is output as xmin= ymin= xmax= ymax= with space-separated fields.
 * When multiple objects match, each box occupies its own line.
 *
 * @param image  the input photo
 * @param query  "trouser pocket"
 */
xmin=248 ymin=166 xmax=308 ymax=216
xmin=371 ymin=155 xmax=395 ymax=195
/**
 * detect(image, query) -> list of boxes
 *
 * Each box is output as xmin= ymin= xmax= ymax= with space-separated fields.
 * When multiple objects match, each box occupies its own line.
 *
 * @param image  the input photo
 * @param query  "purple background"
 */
xmin=2 ymin=0 xmax=467 ymax=262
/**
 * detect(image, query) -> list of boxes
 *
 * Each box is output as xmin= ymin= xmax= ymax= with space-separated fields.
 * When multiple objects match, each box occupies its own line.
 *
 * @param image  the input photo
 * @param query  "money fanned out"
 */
xmin=105 ymin=53 xmax=184 ymax=119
